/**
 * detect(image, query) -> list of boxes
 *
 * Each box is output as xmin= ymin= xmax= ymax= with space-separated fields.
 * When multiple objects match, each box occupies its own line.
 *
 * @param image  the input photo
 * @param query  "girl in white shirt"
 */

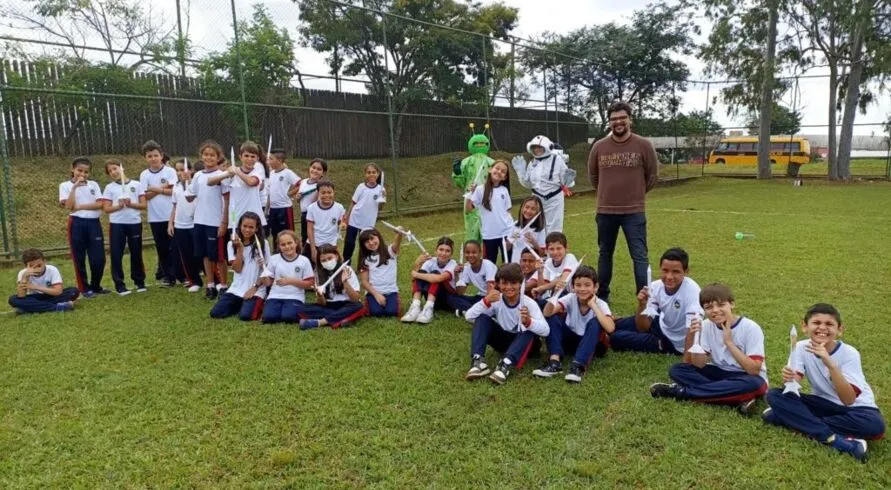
xmin=507 ymin=196 xmax=546 ymax=263
xmin=296 ymin=158 xmax=328 ymax=257
xmin=466 ymin=160 xmax=512 ymax=264
xmin=168 ymin=159 xmax=203 ymax=291
xmin=358 ymin=227 xmax=404 ymax=317
xmin=401 ymin=237 xmax=458 ymax=325
xmin=299 ymin=244 xmax=366 ymax=330
xmin=342 ymin=162 xmax=385 ymax=264
xmin=210 ymin=212 xmax=271 ymax=321
xmin=260 ymin=230 xmax=315 ymax=324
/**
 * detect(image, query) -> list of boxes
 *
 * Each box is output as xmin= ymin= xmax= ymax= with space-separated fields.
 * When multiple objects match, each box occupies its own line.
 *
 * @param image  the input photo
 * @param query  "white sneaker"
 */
xmin=401 ymin=301 xmax=422 ymax=322
xmin=416 ymin=305 xmax=435 ymax=324
xmin=465 ymin=356 xmax=490 ymax=380
xmin=187 ymin=285 xmax=202 ymax=293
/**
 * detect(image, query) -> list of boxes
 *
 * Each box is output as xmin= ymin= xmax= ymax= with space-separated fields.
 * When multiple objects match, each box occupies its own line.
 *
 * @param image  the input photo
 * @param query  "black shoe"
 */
xmin=532 ymin=359 xmax=563 ymax=378
xmin=489 ymin=359 xmax=512 ymax=385
xmin=737 ymin=398 xmax=758 ymax=416
xmin=205 ymin=287 xmax=218 ymax=300
xmin=93 ymin=288 xmax=112 ymax=295
xmin=158 ymin=279 xmax=174 ymax=288
xmin=218 ymin=287 xmax=228 ymax=296
xmin=564 ymin=362 xmax=585 ymax=383
xmin=465 ymin=355 xmax=491 ymax=380
xmin=650 ymin=382 xmax=680 ymax=399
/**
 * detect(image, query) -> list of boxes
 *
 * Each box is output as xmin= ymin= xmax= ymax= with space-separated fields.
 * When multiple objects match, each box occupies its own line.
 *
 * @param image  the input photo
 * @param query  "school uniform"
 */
xmin=267 ymin=168 xmax=300 ymax=246
xmin=101 ymin=180 xmax=146 ymax=292
xmin=448 ymin=259 xmax=497 ymax=313
xmin=520 ymin=152 xmax=568 ymax=234
xmin=171 ymin=183 xmax=203 ymax=287
xmin=227 ymin=165 xmax=267 ymax=231
xmin=306 ymin=200 xmax=346 ymax=250
xmin=470 ymin=185 xmax=512 ymax=264
xmin=508 ymin=223 xmax=546 ymax=263
xmin=465 ymin=294 xmax=550 ymax=368
xmin=8 ymin=265 xmax=80 ymax=313
xmin=546 ymin=294 xmax=612 ymax=366
xmin=343 ymin=182 xmax=384 ymax=264
xmin=539 ymin=253 xmax=579 ymax=303
xmin=300 ymin=265 xmax=367 ymax=328
xmin=260 ymin=253 xmax=314 ymax=323
xmin=667 ymin=317 xmax=768 ymax=404
xmin=297 ymin=179 xmax=319 ymax=255
xmin=189 ymin=169 xmax=229 ymax=262
xmin=140 ymin=166 xmax=178 ymax=283
xmin=363 ymin=245 xmax=400 ymax=317
xmin=210 ymin=240 xmax=271 ymax=321
xmin=765 ymin=341 xmax=886 ymax=441
xmin=412 ymin=257 xmax=458 ymax=309
xmin=59 ymin=179 xmax=106 ymax=293
xmin=611 ymin=277 xmax=703 ymax=354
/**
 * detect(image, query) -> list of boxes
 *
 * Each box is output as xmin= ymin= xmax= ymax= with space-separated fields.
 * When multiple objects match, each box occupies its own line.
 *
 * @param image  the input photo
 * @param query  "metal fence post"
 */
xmin=229 ymin=0 xmax=250 ymax=139
xmin=380 ymin=5 xmax=400 ymax=213
xmin=0 ymin=85 xmax=19 ymax=258
xmin=701 ymin=81 xmax=711 ymax=177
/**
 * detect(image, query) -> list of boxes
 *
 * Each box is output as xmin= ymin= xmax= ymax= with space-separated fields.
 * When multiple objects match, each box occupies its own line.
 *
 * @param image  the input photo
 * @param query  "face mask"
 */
xmin=321 ymin=259 xmax=338 ymax=271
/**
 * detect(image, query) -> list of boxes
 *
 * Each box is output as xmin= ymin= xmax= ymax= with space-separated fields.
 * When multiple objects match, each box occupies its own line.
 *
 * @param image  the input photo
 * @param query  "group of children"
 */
xmin=9 ymin=139 xmax=885 ymax=463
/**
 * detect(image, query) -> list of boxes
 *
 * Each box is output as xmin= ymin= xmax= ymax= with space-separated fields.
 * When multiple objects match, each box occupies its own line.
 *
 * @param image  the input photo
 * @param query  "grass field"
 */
xmin=2 ymin=178 xmax=891 ymax=488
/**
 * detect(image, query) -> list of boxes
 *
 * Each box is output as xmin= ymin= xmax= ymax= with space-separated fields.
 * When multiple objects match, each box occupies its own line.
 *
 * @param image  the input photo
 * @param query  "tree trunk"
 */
xmin=827 ymin=64 xmax=839 ymax=179
xmin=757 ymin=0 xmax=779 ymax=179
xmin=837 ymin=7 xmax=868 ymax=181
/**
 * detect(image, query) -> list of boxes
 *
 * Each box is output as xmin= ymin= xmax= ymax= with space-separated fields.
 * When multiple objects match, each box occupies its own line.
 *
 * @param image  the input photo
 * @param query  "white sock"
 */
xmin=502 ymin=358 xmax=513 ymax=366
xmin=423 ymin=301 xmax=434 ymax=310
xmin=411 ymin=299 xmax=421 ymax=308
xmin=207 ymin=283 xmax=215 ymax=289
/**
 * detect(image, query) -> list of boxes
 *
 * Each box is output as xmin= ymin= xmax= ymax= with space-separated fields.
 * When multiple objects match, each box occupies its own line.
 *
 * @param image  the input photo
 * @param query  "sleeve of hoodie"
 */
xmin=643 ymin=137 xmax=659 ymax=193
xmin=586 ymin=141 xmax=599 ymax=192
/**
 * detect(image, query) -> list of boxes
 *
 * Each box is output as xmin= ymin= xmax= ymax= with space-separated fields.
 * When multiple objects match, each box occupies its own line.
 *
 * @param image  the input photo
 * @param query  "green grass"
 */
xmin=688 ymin=158 xmax=890 ymax=177
xmin=3 ymin=178 xmax=891 ymax=488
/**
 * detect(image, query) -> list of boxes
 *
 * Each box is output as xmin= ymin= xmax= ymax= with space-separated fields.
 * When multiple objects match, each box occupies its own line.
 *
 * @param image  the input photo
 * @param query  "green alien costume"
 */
xmin=451 ymin=131 xmax=494 ymax=243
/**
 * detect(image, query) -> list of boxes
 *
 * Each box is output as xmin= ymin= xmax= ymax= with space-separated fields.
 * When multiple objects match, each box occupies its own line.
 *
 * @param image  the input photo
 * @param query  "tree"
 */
xmin=755 ymin=0 xmax=780 ymax=179
xmin=0 ymin=0 xmax=178 ymax=71
xmin=636 ymin=110 xmax=723 ymax=138
xmin=297 ymin=0 xmax=519 ymax=155
xmin=200 ymin=4 xmax=303 ymax=142
xmin=747 ymin=103 xmax=802 ymax=135
xmin=523 ymin=3 xmax=695 ymax=132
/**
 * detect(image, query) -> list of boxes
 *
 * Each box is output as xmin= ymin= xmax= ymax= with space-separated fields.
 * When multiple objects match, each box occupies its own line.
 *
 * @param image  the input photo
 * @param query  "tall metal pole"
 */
xmin=481 ymin=35 xmax=489 ymax=123
xmin=175 ymin=0 xmax=187 ymax=79
xmin=0 ymin=87 xmax=19 ymax=257
xmin=542 ymin=67 xmax=548 ymax=134
xmin=230 ymin=0 xmax=250 ymax=139
xmin=509 ymin=40 xmax=516 ymax=109
xmin=380 ymin=6 xmax=399 ymax=213
xmin=553 ymin=56 xmax=560 ymax=144
xmin=702 ymin=82 xmax=711 ymax=177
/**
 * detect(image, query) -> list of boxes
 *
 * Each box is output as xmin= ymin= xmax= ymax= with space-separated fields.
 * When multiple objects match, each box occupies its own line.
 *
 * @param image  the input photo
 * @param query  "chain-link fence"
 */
xmin=1 ymin=0 xmax=889 ymax=258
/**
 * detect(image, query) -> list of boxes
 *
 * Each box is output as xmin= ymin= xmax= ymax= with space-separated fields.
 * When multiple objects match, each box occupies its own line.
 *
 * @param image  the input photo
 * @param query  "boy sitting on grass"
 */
xmin=763 ymin=303 xmax=885 ymax=463
xmin=649 ymin=283 xmax=768 ymax=415
xmin=9 ymin=248 xmax=80 ymax=314
xmin=464 ymin=263 xmax=549 ymax=385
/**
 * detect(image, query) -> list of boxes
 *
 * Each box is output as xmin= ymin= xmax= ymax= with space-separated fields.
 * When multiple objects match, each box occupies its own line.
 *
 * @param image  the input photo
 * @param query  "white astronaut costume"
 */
xmin=512 ymin=135 xmax=574 ymax=234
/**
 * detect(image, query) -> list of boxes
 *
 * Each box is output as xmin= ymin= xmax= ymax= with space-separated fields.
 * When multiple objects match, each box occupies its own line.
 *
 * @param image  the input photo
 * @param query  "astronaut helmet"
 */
xmin=526 ymin=135 xmax=554 ymax=159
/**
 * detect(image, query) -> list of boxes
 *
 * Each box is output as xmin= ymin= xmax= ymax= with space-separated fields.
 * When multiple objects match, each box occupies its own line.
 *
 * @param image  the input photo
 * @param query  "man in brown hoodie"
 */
xmin=587 ymin=101 xmax=659 ymax=302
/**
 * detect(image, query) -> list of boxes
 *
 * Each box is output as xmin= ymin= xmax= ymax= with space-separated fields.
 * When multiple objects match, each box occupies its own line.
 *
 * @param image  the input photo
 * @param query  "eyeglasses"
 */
xmin=609 ymin=116 xmax=629 ymax=123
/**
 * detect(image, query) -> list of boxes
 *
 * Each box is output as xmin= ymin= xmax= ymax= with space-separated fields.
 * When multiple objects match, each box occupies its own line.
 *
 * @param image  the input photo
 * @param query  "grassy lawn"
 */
xmin=687 ymin=158 xmax=890 ymax=177
xmin=2 ymin=178 xmax=891 ymax=488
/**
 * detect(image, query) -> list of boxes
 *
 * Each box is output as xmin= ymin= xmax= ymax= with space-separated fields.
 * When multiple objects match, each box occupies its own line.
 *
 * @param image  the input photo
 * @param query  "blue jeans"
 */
xmin=596 ymin=212 xmax=648 ymax=301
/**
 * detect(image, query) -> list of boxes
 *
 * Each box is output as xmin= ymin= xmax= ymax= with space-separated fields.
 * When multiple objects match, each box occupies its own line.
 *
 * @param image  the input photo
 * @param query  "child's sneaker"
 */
xmin=564 ymin=361 xmax=585 ymax=384
xmin=737 ymin=398 xmax=758 ymax=416
xmin=401 ymin=301 xmax=421 ymax=322
xmin=829 ymin=435 xmax=868 ymax=462
xmin=761 ymin=407 xmax=780 ymax=426
xmin=135 ymin=285 xmax=148 ymax=293
xmin=187 ymin=285 xmax=202 ymax=293
xmin=299 ymin=319 xmax=321 ymax=331
xmin=218 ymin=284 xmax=228 ymax=296
xmin=82 ymin=290 xmax=96 ymax=299
xmin=205 ymin=287 xmax=217 ymax=300
xmin=116 ymin=287 xmax=132 ymax=296
xmin=489 ymin=359 xmax=512 ymax=385
xmin=416 ymin=304 xmax=434 ymax=324
xmin=650 ymin=382 xmax=680 ymax=399
xmin=465 ymin=355 xmax=490 ymax=380
xmin=532 ymin=359 xmax=563 ymax=378
xmin=94 ymin=288 xmax=112 ymax=295
xmin=158 ymin=279 xmax=174 ymax=288
xmin=54 ymin=301 xmax=74 ymax=312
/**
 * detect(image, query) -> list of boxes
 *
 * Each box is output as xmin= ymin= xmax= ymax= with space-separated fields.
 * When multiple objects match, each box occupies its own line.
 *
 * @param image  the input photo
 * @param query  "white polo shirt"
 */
xmin=699 ymin=316 xmax=767 ymax=382
xmin=465 ymin=294 xmax=549 ymax=336
xmin=268 ymin=168 xmax=300 ymax=209
xmin=456 ymin=259 xmax=497 ymax=294
xmin=101 ymin=180 xmax=145 ymax=225
xmin=348 ymin=182 xmax=384 ymax=230
xmin=790 ymin=340 xmax=878 ymax=409
xmin=17 ymin=265 xmax=63 ymax=294
xmin=306 ymin=201 xmax=345 ymax=247
xmin=297 ymin=179 xmax=319 ymax=212
xmin=261 ymin=253 xmax=314 ymax=302
xmin=171 ymin=183 xmax=196 ymax=229
xmin=59 ymin=179 xmax=102 ymax=219
xmin=319 ymin=265 xmax=360 ymax=302
xmin=542 ymin=253 xmax=579 ymax=296
xmin=421 ymin=257 xmax=458 ymax=290
xmin=509 ymin=223 xmax=546 ymax=263
xmin=139 ymin=166 xmax=178 ymax=223
xmin=363 ymin=245 xmax=398 ymax=295
xmin=189 ymin=169 xmax=229 ymax=227
xmin=643 ymin=277 xmax=704 ymax=353
xmin=227 ymin=165 xmax=267 ymax=229
xmin=470 ymin=185 xmax=513 ymax=240
xmin=557 ymin=293 xmax=612 ymax=336
xmin=227 ymin=240 xmax=272 ymax=299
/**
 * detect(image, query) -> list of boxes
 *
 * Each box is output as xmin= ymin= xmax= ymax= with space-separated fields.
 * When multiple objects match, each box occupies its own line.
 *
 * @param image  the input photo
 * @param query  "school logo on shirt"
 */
xmin=129 ymin=186 xmax=136 ymax=194
xmin=673 ymin=300 xmax=681 ymax=309
xmin=45 ymin=280 xmax=52 ymax=287
xmin=279 ymin=175 xmax=285 ymax=181
xmin=161 ymin=178 xmax=168 ymax=184
xmin=330 ymin=218 xmax=337 ymax=226
xmin=294 ymin=265 xmax=302 ymax=274
xmin=90 ymin=189 xmax=96 ymax=195
xmin=366 ymin=255 xmax=379 ymax=265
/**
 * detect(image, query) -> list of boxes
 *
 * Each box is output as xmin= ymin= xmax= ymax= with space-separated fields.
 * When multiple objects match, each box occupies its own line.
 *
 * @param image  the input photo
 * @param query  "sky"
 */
xmin=5 ymin=0 xmax=890 ymax=135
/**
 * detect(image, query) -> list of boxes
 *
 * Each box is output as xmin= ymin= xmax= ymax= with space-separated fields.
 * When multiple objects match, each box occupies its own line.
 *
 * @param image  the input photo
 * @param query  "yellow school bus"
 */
xmin=708 ymin=136 xmax=811 ymax=165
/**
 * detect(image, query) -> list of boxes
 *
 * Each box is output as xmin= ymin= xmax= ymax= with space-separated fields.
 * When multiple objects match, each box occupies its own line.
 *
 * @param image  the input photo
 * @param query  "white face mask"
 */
xmin=321 ymin=259 xmax=338 ymax=271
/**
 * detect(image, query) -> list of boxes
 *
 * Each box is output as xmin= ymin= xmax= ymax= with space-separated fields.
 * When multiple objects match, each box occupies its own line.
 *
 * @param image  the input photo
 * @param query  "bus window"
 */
xmin=737 ymin=142 xmax=756 ymax=152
